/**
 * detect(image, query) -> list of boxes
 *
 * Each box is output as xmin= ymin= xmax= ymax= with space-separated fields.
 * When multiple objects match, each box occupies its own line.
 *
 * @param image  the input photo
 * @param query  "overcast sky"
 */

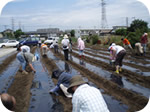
xmin=0 ymin=0 xmax=150 ymax=32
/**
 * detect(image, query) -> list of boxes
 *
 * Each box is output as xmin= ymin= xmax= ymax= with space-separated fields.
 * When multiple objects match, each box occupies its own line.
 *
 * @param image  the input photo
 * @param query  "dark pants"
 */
xmin=115 ymin=50 xmax=126 ymax=66
xmin=54 ymin=45 xmax=58 ymax=53
xmin=63 ymin=49 xmax=69 ymax=60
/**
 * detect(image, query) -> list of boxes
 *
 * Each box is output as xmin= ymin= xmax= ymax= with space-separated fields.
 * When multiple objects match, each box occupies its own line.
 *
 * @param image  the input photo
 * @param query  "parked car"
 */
xmin=19 ymin=37 xmax=39 ymax=46
xmin=44 ymin=37 xmax=59 ymax=45
xmin=0 ymin=40 xmax=19 ymax=48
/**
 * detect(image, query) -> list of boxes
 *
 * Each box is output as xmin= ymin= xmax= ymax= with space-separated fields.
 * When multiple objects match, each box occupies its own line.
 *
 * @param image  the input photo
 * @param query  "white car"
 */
xmin=44 ymin=37 xmax=59 ymax=45
xmin=0 ymin=40 xmax=19 ymax=48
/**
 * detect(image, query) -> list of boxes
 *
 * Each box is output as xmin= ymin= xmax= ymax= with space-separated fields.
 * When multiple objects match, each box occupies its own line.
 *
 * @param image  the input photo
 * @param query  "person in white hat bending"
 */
xmin=16 ymin=48 xmax=39 ymax=74
xmin=61 ymin=34 xmax=70 ymax=60
xmin=67 ymin=75 xmax=110 ymax=112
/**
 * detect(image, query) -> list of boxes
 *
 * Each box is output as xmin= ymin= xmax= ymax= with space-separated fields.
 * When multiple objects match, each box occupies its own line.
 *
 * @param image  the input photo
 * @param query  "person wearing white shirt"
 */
xmin=61 ymin=34 xmax=70 ymax=60
xmin=108 ymin=43 xmax=126 ymax=74
xmin=67 ymin=75 xmax=110 ymax=112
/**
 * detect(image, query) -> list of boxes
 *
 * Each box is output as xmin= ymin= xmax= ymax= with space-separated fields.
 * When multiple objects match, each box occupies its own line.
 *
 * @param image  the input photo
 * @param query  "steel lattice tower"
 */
xmin=101 ymin=0 xmax=108 ymax=29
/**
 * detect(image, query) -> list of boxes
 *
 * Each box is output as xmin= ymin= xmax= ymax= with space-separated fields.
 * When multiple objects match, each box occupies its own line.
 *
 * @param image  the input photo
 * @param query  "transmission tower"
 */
xmin=101 ymin=0 xmax=108 ymax=29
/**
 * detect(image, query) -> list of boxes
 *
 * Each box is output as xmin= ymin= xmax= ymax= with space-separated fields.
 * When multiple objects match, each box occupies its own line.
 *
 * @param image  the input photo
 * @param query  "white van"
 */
xmin=44 ymin=37 xmax=59 ymax=45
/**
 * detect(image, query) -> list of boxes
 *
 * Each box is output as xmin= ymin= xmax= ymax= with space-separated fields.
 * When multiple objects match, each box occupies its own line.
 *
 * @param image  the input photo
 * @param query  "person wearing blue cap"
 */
xmin=16 ymin=48 xmax=39 ymax=74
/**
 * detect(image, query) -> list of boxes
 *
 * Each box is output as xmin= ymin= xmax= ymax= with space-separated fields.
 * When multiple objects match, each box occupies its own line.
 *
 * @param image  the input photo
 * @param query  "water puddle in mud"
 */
xmin=72 ymin=50 xmax=150 ymax=76
xmin=47 ymin=50 xmax=129 ymax=112
xmin=28 ymin=50 xmax=63 ymax=112
xmin=0 ymin=59 xmax=19 ymax=93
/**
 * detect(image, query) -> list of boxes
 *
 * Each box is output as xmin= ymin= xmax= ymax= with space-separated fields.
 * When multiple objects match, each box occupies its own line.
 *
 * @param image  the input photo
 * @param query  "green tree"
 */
xmin=91 ymin=35 xmax=99 ymax=45
xmin=14 ymin=29 xmax=24 ymax=40
xmin=70 ymin=30 xmax=75 ymax=37
xmin=127 ymin=19 xmax=148 ymax=34
xmin=115 ymin=28 xmax=127 ymax=36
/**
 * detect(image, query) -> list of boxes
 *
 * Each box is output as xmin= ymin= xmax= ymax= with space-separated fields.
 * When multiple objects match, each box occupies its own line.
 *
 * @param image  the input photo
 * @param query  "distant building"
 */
xmin=112 ymin=26 xmax=127 ymax=33
xmin=25 ymin=28 xmax=60 ymax=39
xmin=74 ymin=28 xmax=113 ymax=37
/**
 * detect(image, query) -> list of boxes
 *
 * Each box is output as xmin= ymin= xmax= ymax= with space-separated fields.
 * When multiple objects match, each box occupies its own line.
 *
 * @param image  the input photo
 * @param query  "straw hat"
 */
xmin=67 ymin=75 xmax=86 ymax=93
xmin=63 ymin=34 xmax=68 ymax=39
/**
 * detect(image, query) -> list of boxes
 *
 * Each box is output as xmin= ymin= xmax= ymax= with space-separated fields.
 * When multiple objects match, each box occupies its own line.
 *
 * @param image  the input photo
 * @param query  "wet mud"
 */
xmin=45 ymin=50 xmax=129 ymax=112
xmin=71 ymin=49 xmax=150 ymax=89
xmin=0 ymin=53 xmax=17 ymax=74
xmin=52 ymin=49 xmax=148 ymax=112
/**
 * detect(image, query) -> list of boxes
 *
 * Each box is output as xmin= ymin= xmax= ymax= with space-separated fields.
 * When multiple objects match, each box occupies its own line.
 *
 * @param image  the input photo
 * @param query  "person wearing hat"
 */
xmin=141 ymin=33 xmax=148 ymax=56
xmin=49 ymin=69 xmax=75 ymax=98
xmin=0 ymin=93 xmax=16 ymax=112
xmin=16 ymin=48 xmax=39 ymax=74
xmin=61 ymin=34 xmax=70 ymax=60
xmin=67 ymin=75 xmax=110 ymax=112
xmin=108 ymin=43 xmax=126 ymax=74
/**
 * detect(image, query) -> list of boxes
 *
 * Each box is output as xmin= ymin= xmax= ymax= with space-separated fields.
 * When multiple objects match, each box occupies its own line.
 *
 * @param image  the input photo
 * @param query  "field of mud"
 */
xmin=0 ymin=46 xmax=150 ymax=112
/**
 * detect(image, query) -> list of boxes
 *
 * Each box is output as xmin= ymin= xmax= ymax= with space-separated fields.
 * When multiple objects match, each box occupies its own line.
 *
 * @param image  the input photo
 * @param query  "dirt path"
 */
xmin=51 ymin=49 xmax=148 ymax=112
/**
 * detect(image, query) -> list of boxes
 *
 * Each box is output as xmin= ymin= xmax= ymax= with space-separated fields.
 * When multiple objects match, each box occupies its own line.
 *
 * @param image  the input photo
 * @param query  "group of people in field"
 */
xmin=109 ymin=32 xmax=148 ymax=74
xmin=2 ymin=33 xmax=148 ymax=112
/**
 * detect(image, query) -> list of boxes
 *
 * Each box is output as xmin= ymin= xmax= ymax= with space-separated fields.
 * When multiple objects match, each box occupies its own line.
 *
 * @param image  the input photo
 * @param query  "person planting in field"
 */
xmin=16 ymin=48 xmax=39 ymax=74
xmin=41 ymin=43 xmax=48 ymax=56
xmin=67 ymin=75 xmax=110 ymax=112
xmin=108 ymin=43 xmax=126 ymax=74
xmin=49 ymin=68 xmax=76 ymax=98
xmin=121 ymin=38 xmax=133 ymax=52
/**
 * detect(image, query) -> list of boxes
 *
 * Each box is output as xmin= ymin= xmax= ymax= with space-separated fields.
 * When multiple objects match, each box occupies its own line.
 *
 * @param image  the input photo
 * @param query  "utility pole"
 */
xmin=11 ymin=17 xmax=15 ymax=31
xmin=101 ymin=0 xmax=108 ymax=29
xmin=126 ymin=17 xmax=128 ymax=27
xmin=3 ymin=25 xmax=8 ymax=30
xmin=19 ymin=21 xmax=21 ymax=30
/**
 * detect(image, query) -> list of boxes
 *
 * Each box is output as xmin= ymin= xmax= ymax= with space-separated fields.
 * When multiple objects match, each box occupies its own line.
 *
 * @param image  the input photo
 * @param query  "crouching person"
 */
xmin=16 ymin=49 xmax=39 ymax=74
xmin=135 ymin=42 xmax=143 ymax=56
xmin=67 ymin=75 xmax=110 ymax=112
xmin=49 ymin=69 xmax=75 ymax=98
xmin=41 ymin=43 xmax=48 ymax=56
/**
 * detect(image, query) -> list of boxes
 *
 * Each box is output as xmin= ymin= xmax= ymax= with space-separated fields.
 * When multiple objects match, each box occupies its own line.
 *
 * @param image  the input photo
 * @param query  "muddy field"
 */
xmin=0 ymin=46 xmax=150 ymax=112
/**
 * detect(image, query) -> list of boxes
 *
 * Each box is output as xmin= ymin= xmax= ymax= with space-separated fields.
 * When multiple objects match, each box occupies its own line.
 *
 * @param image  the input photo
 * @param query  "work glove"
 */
xmin=111 ymin=60 xmax=115 ymax=62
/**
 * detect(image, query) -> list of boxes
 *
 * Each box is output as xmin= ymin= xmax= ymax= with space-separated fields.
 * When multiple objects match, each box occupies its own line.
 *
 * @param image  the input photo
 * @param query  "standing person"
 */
xmin=141 ymin=33 xmax=148 ymax=56
xmin=49 ymin=69 xmax=75 ymax=98
xmin=53 ymin=39 xmax=59 ymax=53
xmin=121 ymin=38 xmax=133 ymax=52
xmin=61 ymin=34 xmax=70 ymax=60
xmin=135 ymin=42 xmax=143 ymax=56
xmin=0 ymin=93 xmax=16 ymax=112
xmin=16 ymin=49 xmax=38 ymax=74
xmin=67 ymin=75 xmax=110 ymax=112
xmin=108 ymin=43 xmax=126 ymax=74
xmin=78 ymin=38 xmax=85 ymax=58
xmin=41 ymin=43 xmax=48 ymax=56
xmin=38 ymin=39 xmax=42 ymax=47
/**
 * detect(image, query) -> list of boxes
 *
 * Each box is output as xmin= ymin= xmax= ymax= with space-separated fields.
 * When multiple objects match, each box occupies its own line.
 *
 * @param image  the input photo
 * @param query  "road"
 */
xmin=0 ymin=48 xmax=17 ymax=58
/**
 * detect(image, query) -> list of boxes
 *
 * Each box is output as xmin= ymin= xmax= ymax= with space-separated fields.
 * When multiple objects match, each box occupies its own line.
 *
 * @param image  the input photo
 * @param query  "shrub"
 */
xmin=91 ymin=35 xmax=99 ymax=45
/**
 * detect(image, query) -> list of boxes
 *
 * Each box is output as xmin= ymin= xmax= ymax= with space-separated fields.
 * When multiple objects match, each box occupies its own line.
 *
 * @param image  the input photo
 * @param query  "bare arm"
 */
xmin=29 ymin=63 xmax=36 ymax=72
